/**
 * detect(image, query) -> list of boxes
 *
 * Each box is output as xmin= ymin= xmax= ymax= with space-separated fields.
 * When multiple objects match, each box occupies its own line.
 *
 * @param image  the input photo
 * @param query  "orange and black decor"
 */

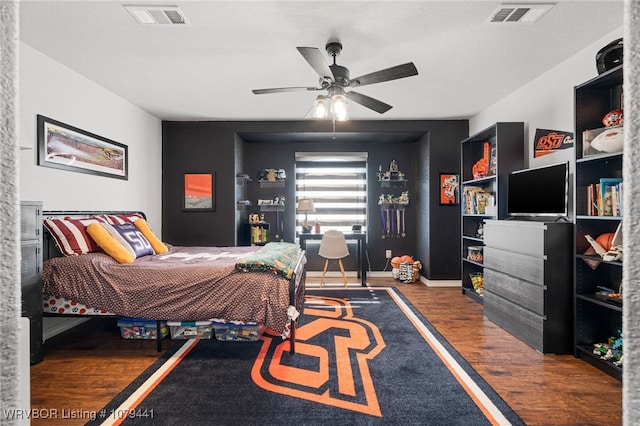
xmin=92 ymin=288 xmax=523 ymax=425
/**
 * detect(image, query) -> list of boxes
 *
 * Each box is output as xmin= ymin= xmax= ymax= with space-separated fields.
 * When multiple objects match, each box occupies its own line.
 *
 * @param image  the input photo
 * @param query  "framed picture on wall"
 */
xmin=36 ymin=115 xmax=128 ymax=180
xmin=439 ymin=173 xmax=459 ymax=205
xmin=183 ymin=172 xmax=215 ymax=211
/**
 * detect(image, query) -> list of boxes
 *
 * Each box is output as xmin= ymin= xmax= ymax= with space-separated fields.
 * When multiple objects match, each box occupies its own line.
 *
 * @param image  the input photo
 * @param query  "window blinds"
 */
xmin=295 ymin=154 xmax=367 ymax=234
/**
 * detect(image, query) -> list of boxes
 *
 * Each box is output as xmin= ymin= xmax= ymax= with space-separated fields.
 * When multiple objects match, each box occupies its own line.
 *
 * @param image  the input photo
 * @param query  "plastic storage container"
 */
xmin=211 ymin=319 xmax=265 ymax=342
xmin=117 ymin=318 xmax=168 ymax=340
xmin=167 ymin=320 xmax=213 ymax=339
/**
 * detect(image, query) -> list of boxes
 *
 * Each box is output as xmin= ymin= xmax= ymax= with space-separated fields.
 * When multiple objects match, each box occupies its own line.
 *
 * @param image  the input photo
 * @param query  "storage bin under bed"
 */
xmin=167 ymin=320 xmax=213 ymax=339
xmin=117 ymin=318 xmax=168 ymax=340
xmin=211 ymin=319 xmax=265 ymax=342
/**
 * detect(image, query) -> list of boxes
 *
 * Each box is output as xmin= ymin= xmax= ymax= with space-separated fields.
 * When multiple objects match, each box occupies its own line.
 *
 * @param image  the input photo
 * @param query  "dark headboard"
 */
xmin=42 ymin=210 xmax=146 ymax=261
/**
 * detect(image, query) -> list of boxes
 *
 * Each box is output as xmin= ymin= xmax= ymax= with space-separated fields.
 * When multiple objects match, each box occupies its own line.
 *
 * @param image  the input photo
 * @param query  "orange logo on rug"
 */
xmin=251 ymin=295 xmax=386 ymax=416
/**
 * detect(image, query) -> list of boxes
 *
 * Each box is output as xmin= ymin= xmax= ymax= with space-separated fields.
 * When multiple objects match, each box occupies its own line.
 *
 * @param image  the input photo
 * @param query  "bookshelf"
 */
xmin=574 ymin=65 xmax=623 ymax=380
xmin=460 ymin=122 xmax=524 ymax=303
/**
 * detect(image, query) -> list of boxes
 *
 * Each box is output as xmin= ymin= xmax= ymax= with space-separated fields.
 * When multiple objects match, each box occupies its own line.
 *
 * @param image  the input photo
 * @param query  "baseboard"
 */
xmin=306 ymin=271 xmax=359 ymax=277
xmin=367 ymin=271 xmax=393 ymax=277
xmin=306 ymin=270 xmax=461 ymax=287
xmin=422 ymin=278 xmax=462 ymax=287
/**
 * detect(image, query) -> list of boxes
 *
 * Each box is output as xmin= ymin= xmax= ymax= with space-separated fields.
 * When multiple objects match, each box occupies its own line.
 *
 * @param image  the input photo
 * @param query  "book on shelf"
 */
xmin=586 ymin=178 xmax=623 ymax=216
xmin=463 ymin=186 xmax=494 ymax=215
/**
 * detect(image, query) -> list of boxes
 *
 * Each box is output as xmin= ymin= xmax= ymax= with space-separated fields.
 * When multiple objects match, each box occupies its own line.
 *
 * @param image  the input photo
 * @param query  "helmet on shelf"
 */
xmin=596 ymin=38 xmax=623 ymax=75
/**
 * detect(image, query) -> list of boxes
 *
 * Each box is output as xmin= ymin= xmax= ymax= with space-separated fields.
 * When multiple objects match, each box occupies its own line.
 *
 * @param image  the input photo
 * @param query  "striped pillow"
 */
xmin=44 ymin=217 xmax=108 ymax=256
xmin=99 ymin=213 xmax=144 ymax=225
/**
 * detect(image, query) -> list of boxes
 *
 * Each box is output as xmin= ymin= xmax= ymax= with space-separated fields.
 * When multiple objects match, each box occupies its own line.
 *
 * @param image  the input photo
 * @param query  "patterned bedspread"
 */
xmin=235 ymin=242 xmax=302 ymax=278
xmin=42 ymin=245 xmax=306 ymax=335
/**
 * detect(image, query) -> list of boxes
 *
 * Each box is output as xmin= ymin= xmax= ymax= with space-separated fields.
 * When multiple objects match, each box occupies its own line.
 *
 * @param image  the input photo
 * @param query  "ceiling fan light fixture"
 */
xmin=312 ymin=95 xmax=329 ymax=118
xmin=253 ymin=42 xmax=417 ymax=118
xmin=331 ymin=94 xmax=348 ymax=121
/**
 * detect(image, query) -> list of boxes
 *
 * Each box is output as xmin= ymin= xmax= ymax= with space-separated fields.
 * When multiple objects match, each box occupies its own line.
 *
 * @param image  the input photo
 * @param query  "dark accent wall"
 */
xmin=162 ymin=119 xmax=467 ymax=279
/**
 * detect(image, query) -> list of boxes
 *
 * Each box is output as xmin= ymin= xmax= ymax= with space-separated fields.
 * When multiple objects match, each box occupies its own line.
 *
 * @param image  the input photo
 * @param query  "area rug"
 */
xmin=91 ymin=288 xmax=524 ymax=425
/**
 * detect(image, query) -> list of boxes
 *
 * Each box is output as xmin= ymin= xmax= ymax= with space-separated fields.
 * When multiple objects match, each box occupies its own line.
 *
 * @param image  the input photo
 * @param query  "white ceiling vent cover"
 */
xmin=487 ymin=3 xmax=555 ymax=23
xmin=124 ymin=5 xmax=190 ymax=26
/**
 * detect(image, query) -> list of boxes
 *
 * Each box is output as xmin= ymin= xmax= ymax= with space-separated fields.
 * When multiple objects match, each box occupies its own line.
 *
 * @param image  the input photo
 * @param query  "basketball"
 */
xmin=596 ymin=232 xmax=615 ymax=251
xmin=400 ymin=255 xmax=414 ymax=264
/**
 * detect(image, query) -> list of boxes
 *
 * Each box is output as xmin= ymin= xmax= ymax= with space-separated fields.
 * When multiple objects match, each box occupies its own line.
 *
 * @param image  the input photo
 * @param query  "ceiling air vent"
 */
xmin=487 ymin=3 xmax=555 ymax=24
xmin=124 ymin=5 xmax=190 ymax=26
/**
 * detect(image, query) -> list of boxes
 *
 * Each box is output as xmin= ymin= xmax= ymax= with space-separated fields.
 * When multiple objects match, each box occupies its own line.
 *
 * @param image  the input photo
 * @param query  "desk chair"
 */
xmin=318 ymin=230 xmax=349 ymax=287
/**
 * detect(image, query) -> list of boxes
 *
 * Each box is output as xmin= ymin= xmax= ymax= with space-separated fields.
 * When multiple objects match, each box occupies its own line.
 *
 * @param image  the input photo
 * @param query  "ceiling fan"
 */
xmin=251 ymin=42 xmax=418 ymax=117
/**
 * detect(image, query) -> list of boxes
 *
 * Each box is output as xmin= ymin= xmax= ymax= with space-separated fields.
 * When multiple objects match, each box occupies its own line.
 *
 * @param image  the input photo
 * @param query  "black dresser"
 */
xmin=21 ymin=201 xmax=43 ymax=364
xmin=482 ymin=219 xmax=573 ymax=354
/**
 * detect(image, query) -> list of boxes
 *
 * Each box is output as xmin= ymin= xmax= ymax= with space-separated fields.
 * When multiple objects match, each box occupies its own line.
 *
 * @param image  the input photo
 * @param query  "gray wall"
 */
xmin=162 ymin=119 xmax=467 ymax=279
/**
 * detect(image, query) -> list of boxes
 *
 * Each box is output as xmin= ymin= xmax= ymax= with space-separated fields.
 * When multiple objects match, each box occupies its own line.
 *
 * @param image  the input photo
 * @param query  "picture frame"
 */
xmin=37 ymin=115 xmax=128 ymax=180
xmin=183 ymin=172 xmax=215 ymax=211
xmin=440 ymin=173 xmax=459 ymax=205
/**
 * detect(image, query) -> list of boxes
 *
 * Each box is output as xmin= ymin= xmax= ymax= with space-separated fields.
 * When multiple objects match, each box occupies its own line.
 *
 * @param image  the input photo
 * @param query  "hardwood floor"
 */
xmin=30 ymin=277 xmax=622 ymax=425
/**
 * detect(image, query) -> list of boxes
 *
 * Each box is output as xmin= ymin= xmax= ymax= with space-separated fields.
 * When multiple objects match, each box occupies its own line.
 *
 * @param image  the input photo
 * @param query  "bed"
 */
xmin=41 ymin=211 xmax=307 ymax=353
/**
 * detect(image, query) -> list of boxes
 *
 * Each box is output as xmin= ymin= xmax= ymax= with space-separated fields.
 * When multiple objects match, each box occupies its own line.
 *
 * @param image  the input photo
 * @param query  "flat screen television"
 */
xmin=507 ymin=161 xmax=569 ymax=217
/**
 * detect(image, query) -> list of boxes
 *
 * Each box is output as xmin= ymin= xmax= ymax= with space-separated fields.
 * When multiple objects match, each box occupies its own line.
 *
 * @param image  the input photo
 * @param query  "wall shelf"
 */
xmin=380 ymin=179 xmax=407 ymax=188
xmin=259 ymin=204 xmax=285 ymax=212
xmin=236 ymin=174 xmax=252 ymax=185
xmin=259 ymin=180 xmax=285 ymax=188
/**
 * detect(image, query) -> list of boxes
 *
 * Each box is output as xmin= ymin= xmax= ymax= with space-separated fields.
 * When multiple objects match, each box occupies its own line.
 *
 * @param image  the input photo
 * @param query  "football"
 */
xmin=591 ymin=127 xmax=623 ymax=153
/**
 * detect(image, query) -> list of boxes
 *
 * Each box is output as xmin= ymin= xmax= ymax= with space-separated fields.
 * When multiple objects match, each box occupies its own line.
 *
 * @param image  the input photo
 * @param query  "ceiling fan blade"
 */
xmin=297 ymin=46 xmax=335 ymax=80
xmin=345 ymin=91 xmax=393 ymax=114
xmin=252 ymin=86 xmax=319 ymax=95
xmin=350 ymin=62 xmax=418 ymax=87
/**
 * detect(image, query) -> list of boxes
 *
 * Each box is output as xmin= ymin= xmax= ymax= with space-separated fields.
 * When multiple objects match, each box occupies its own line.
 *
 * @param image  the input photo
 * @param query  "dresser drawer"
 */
xmin=483 ymin=220 xmax=546 ymax=256
xmin=484 ymin=246 xmax=545 ymax=284
xmin=484 ymin=291 xmax=544 ymax=352
xmin=484 ymin=268 xmax=544 ymax=315
xmin=21 ymin=202 xmax=42 ymax=242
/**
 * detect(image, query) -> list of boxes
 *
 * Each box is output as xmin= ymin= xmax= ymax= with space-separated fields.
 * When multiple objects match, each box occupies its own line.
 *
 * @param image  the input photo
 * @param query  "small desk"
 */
xmin=299 ymin=232 xmax=367 ymax=287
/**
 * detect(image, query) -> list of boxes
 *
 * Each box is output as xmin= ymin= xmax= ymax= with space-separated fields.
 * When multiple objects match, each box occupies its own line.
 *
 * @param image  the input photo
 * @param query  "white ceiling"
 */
xmin=19 ymin=1 xmax=624 ymax=121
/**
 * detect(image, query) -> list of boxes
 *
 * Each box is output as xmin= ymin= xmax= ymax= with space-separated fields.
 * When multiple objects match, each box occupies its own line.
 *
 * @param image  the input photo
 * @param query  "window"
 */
xmin=295 ymin=152 xmax=367 ymax=234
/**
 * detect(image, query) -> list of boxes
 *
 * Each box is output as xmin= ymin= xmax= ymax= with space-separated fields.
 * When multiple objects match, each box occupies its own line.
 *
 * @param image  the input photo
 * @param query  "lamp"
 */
xmin=297 ymin=198 xmax=315 ymax=233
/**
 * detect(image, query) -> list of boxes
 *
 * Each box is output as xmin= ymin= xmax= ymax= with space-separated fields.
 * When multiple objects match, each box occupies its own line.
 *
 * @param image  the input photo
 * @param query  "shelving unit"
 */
xmin=257 ymin=177 xmax=285 ymax=240
xmin=247 ymin=222 xmax=270 ymax=246
xmin=460 ymin=122 xmax=524 ymax=303
xmin=573 ymin=65 xmax=623 ymax=380
xmin=378 ymin=176 xmax=410 ymax=239
xmin=236 ymin=174 xmax=252 ymax=209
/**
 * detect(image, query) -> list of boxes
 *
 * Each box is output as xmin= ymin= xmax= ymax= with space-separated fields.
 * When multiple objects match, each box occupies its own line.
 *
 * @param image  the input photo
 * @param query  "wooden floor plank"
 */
xmin=29 ymin=278 xmax=621 ymax=425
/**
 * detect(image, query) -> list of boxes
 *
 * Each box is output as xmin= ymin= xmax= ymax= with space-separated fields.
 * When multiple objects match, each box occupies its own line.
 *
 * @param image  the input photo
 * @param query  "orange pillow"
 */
xmin=134 ymin=219 xmax=169 ymax=254
xmin=86 ymin=223 xmax=135 ymax=264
